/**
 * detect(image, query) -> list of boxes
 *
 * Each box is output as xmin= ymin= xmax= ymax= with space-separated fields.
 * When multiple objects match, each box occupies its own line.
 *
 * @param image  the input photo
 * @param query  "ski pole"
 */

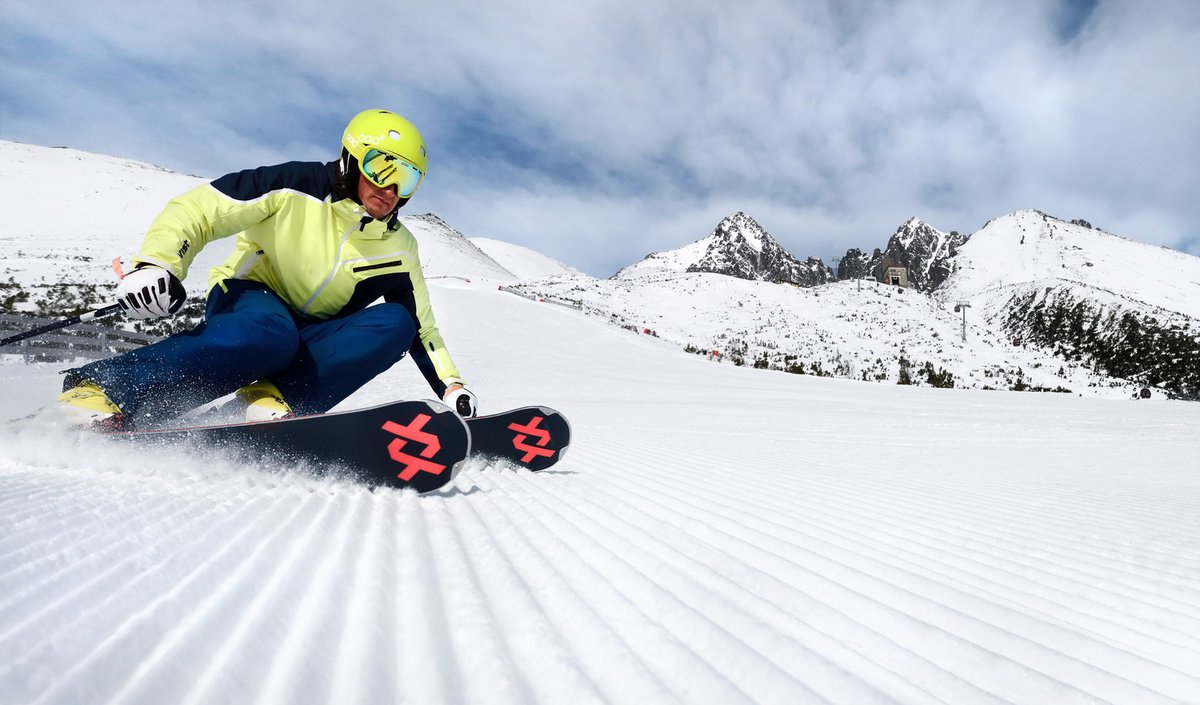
xmin=0 ymin=303 xmax=123 ymax=347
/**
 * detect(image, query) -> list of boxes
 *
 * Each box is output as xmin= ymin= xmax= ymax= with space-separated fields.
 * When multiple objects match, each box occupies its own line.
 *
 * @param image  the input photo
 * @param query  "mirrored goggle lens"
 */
xmin=360 ymin=148 xmax=423 ymax=197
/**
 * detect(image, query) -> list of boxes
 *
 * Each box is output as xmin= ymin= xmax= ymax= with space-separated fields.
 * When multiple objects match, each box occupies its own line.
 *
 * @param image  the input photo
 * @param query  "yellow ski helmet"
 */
xmin=341 ymin=109 xmax=426 ymax=198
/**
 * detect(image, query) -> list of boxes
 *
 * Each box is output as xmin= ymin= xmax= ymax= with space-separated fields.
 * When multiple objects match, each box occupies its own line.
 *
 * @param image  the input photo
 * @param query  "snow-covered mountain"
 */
xmin=882 ymin=217 xmax=966 ymax=291
xmin=835 ymin=218 xmax=966 ymax=291
xmin=402 ymin=214 xmax=518 ymax=282
xmin=941 ymin=209 xmax=1200 ymax=317
xmin=595 ymin=205 xmax=1199 ymax=398
xmin=937 ymin=210 xmax=1200 ymax=398
xmin=616 ymin=211 xmax=834 ymax=287
xmin=512 ymin=270 xmax=1135 ymax=397
xmin=0 ymin=142 xmax=211 ymax=313
xmin=834 ymin=246 xmax=879 ymax=281
xmin=469 ymin=237 xmax=580 ymax=280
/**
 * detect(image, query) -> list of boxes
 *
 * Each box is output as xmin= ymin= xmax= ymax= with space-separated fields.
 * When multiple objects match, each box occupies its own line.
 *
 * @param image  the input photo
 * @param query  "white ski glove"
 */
xmin=117 ymin=265 xmax=187 ymax=319
xmin=443 ymin=384 xmax=478 ymax=418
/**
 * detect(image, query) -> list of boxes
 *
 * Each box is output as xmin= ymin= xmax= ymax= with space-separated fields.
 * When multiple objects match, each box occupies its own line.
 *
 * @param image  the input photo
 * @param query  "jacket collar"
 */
xmin=333 ymin=198 xmax=397 ymax=240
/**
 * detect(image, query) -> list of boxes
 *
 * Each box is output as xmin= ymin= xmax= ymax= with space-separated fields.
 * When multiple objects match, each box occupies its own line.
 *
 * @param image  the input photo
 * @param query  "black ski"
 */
xmin=107 ymin=399 xmax=470 ymax=493
xmin=465 ymin=406 xmax=571 ymax=472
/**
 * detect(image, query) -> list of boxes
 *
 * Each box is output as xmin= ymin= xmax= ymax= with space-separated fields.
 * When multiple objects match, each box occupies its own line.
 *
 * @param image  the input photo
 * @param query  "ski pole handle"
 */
xmin=0 ymin=303 xmax=124 ymax=347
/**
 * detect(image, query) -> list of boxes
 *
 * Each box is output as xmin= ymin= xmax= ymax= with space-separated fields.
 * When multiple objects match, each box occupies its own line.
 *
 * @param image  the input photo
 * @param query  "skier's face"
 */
xmin=358 ymin=174 xmax=400 ymax=219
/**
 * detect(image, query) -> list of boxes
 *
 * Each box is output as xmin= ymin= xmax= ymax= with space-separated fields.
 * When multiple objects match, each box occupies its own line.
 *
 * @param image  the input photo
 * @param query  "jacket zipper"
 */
xmin=299 ymin=220 xmax=412 ymax=314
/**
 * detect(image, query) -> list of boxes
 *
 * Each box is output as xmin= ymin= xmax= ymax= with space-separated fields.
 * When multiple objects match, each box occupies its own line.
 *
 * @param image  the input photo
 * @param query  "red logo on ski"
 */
xmin=508 ymin=416 xmax=556 ymax=464
xmin=381 ymin=414 xmax=447 ymax=481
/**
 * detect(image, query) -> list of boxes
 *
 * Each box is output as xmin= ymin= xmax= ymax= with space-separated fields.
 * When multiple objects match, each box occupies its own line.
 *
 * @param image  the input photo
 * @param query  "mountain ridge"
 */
xmin=615 ymin=211 xmax=835 ymax=286
xmin=613 ymin=204 xmax=1199 ymax=397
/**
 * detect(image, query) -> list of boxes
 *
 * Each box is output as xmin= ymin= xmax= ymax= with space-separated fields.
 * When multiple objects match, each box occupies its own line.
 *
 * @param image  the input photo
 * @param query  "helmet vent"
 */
xmin=389 ymin=130 xmax=402 ymax=140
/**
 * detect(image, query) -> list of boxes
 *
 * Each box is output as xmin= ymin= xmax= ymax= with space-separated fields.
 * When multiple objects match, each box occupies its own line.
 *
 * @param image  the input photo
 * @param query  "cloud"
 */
xmin=2 ymin=0 xmax=1198 ymax=276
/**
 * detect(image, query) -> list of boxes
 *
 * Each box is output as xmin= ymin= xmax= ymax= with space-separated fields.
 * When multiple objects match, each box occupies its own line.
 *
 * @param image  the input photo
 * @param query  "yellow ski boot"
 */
xmin=57 ymin=380 xmax=124 ymax=431
xmin=236 ymin=380 xmax=294 ymax=422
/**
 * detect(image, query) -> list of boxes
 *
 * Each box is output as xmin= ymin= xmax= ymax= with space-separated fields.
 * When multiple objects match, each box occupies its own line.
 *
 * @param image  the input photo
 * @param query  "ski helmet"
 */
xmin=341 ymin=109 xmax=427 ymax=198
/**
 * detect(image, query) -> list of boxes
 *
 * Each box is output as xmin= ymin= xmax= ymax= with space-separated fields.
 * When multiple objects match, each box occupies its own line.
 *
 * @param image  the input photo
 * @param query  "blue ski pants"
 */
xmin=67 ymin=280 xmax=416 ymax=425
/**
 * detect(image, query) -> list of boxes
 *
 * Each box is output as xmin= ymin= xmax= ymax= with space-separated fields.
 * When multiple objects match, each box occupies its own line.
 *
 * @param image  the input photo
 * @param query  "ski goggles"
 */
xmin=359 ymin=148 xmax=424 ymax=197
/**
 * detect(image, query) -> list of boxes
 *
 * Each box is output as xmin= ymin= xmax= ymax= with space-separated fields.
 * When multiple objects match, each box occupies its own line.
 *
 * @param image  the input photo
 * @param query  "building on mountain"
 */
xmin=875 ymin=256 xmax=910 ymax=288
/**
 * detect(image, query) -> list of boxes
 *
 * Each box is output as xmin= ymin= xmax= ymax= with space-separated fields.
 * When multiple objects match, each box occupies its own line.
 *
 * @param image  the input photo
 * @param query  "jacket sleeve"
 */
xmin=132 ymin=167 xmax=289 ymax=279
xmin=384 ymin=246 xmax=464 ymax=397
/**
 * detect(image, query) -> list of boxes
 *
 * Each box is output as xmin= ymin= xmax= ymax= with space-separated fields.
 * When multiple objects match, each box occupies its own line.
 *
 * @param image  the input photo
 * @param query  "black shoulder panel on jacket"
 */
xmin=342 ymin=272 xmax=412 ymax=317
xmin=210 ymin=161 xmax=337 ymax=202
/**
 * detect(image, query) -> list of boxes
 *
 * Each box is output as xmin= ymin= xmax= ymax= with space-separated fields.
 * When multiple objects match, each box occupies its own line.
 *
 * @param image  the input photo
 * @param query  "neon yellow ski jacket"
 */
xmin=131 ymin=160 xmax=462 ymax=395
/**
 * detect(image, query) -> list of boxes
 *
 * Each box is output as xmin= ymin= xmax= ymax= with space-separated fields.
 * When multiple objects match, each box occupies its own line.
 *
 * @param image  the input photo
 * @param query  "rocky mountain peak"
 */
xmin=838 ymin=217 xmax=967 ymax=292
xmin=688 ymin=212 xmax=834 ymax=287
xmin=710 ymin=211 xmax=767 ymax=253
xmin=885 ymin=218 xmax=967 ymax=292
xmin=613 ymin=211 xmax=834 ymax=286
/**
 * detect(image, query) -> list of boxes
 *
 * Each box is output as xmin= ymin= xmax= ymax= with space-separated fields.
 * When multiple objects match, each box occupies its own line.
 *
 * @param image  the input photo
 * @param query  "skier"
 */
xmin=57 ymin=109 xmax=477 ymax=430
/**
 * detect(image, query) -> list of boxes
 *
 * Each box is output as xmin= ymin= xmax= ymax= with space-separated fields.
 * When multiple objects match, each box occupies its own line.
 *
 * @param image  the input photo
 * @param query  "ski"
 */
xmin=465 ymin=406 xmax=571 ymax=472
xmin=106 ymin=399 xmax=471 ymax=494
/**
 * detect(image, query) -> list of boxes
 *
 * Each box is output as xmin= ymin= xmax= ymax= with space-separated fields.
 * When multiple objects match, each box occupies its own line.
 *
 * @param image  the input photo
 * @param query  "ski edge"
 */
xmin=103 ymin=398 xmax=456 ymax=436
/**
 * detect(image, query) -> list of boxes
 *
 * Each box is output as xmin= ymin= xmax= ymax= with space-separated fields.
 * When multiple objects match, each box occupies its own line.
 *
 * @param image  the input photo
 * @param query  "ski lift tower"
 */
xmin=953 ymin=301 xmax=971 ymax=342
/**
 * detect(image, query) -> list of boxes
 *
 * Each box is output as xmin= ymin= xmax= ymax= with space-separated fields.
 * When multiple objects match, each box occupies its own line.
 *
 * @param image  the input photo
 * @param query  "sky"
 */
xmin=2 ymin=0 xmax=1198 ymax=277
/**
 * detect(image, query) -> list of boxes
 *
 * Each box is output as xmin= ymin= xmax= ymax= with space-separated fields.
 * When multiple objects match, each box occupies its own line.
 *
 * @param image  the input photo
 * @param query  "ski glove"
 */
xmin=117 ymin=265 xmax=187 ymax=319
xmin=443 ymin=385 xmax=478 ymax=418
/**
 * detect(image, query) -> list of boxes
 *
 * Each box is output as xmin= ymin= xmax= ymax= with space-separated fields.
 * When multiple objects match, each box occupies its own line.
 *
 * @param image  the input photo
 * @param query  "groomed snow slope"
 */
xmin=3 ymin=280 xmax=1200 ymax=705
